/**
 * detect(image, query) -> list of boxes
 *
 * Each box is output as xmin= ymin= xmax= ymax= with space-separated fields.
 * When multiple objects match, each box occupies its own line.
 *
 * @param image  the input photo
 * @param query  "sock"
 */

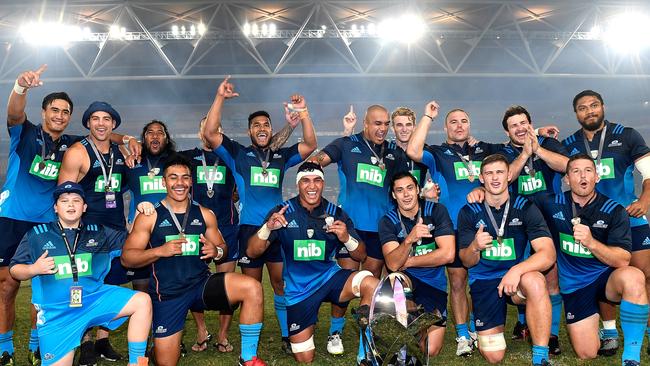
xmin=128 ymin=341 xmax=147 ymax=364
xmin=357 ymin=327 xmax=372 ymax=362
xmin=29 ymin=328 xmax=39 ymax=352
xmin=455 ymin=323 xmax=470 ymax=339
xmin=240 ymin=323 xmax=263 ymax=362
xmin=620 ymin=300 xmax=648 ymax=363
xmin=601 ymin=319 xmax=619 ymax=339
xmin=517 ymin=305 xmax=526 ymax=325
xmin=531 ymin=344 xmax=549 ymax=365
xmin=550 ymin=294 xmax=562 ymax=336
xmin=329 ymin=316 xmax=346 ymax=335
xmin=273 ymin=294 xmax=288 ymax=338
xmin=0 ymin=331 xmax=13 ymax=355
xmin=469 ymin=312 xmax=476 ymax=333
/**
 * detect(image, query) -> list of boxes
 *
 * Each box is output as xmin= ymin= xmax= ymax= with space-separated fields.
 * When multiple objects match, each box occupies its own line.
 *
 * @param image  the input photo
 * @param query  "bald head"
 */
xmin=363 ymin=104 xmax=390 ymax=145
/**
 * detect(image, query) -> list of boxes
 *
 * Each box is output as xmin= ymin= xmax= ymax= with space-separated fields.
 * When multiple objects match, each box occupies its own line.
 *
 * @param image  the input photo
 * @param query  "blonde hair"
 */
xmin=391 ymin=107 xmax=416 ymax=125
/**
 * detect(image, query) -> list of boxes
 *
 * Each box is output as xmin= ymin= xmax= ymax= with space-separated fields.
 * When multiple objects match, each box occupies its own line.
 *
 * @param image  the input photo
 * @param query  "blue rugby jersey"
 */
xmin=531 ymin=192 xmax=632 ymax=294
xmin=0 ymin=120 xmax=82 ymax=222
xmin=179 ymin=148 xmax=238 ymax=227
xmin=214 ymin=135 xmax=302 ymax=226
xmin=421 ymin=141 xmax=503 ymax=228
xmin=10 ymin=222 xmax=124 ymax=307
xmin=320 ymin=133 xmax=408 ymax=232
xmin=393 ymin=144 xmax=429 ymax=187
xmin=77 ymin=139 xmax=127 ymax=230
xmin=265 ymin=197 xmax=360 ymax=306
xmin=378 ymin=199 xmax=454 ymax=292
xmin=457 ymin=195 xmax=551 ymax=284
xmin=563 ymin=121 xmax=650 ymax=227
xmin=125 ymin=153 xmax=170 ymax=222
xmin=148 ymin=200 xmax=211 ymax=301
xmin=500 ymin=137 xmax=567 ymax=196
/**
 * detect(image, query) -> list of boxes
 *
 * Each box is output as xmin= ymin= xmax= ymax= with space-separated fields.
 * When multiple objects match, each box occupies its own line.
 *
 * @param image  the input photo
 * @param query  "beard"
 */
xmin=578 ymin=114 xmax=604 ymax=132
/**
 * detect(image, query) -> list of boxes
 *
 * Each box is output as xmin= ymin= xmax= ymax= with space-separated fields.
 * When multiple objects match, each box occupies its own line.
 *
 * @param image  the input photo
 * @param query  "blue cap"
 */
xmin=53 ymin=181 xmax=85 ymax=202
xmin=82 ymin=101 xmax=121 ymax=129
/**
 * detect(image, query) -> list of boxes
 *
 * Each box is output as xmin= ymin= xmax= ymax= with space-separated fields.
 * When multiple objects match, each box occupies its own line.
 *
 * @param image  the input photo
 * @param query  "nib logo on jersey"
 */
xmin=29 ymin=155 xmax=61 ymax=181
xmin=53 ymin=253 xmax=93 ymax=280
xmin=356 ymin=163 xmax=386 ymax=187
xmin=413 ymin=242 xmax=436 ymax=256
xmin=453 ymin=161 xmax=481 ymax=181
xmin=165 ymin=234 xmax=201 ymax=256
xmin=197 ymin=166 xmax=226 ymax=184
xmin=589 ymin=152 xmax=615 ymax=180
xmin=139 ymin=175 xmax=166 ymax=194
xmin=559 ymin=232 xmax=593 ymax=258
xmin=517 ymin=171 xmax=546 ymax=195
xmin=94 ymin=174 xmax=122 ymax=192
xmin=250 ymin=167 xmax=280 ymax=188
xmin=293 ymin=240 xmax=325 ymax=261
xmin=482 ymin=238 xmax=516 ymax=261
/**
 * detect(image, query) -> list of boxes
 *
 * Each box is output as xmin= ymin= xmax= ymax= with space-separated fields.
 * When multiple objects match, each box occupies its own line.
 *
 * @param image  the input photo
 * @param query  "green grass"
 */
xmin=12 ymin=275 xmax=650 ymax=365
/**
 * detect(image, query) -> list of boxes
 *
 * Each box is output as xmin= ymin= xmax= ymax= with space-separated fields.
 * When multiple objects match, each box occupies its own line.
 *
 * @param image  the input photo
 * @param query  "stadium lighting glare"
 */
xmin=269 ymin=23 xmax=277 ymax=36
xmin=261 ymin=23 xmax=268 ymax=36
xmin=197 ymin=22 xmax=206 ymax=36
xmin=171 ymin=24 xmax=179 ymax=36
xmin=190 ymin=24 xmax=196 ymax=36
xmin=378 ymin=14 xmax=426 ymax=43
xmin=367 ymin=23 xmax=376 ymax=36
xmin=602 ymin=13 xmax=650 ymax=53
xmin=243 ymin=22 xmax=251 ymax=36
xmin=19 ymin=22 xmax=85 ymax=46
xmin=251 ymin=23 xmax=259 ymax=36
xmin=109 ymin=24 xmax=127 ymax=40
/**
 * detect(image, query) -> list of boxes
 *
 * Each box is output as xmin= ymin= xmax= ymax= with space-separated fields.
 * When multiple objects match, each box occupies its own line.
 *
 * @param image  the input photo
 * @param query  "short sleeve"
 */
xmin=432 ymin=204 xmax=455 ymax=237
xmin=280 ymin=143 xmax=302 ymax=169
xmin=624 ymin=128 xmax=650 ymax=162
xmin=320 ymin=137 xmax=345 ymax=163
xmin=521 ymin=202 xmax=552 ymax=241
xmin=605 ymin=205 xmax=632 ymax=251
xmin=378 ymin=216 xmax=399 ymax=246
xmin=104 ymin=227 xmax=128 ymax=253
xmin=421 ymin=146 xmax=437 ymax=174
xmin=10 ymin=234 xmax=33 ymax=267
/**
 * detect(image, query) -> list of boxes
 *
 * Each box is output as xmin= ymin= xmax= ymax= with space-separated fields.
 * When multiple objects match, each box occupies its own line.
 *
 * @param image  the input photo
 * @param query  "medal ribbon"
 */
xmin=362 ymin=137 xmax=385 ymax=168
xmin=87 ymin=139 xmax=114 ymax=192
xmin=162 ymin=199 xmax=191 ymax=237
xmin=483 ymin=198 xmax=510 ymax=245
xmin=582 ymin=124 xmax=608 ymax=172
xmin=253 ymin=146 xmax=271 ymax=172
xmin=201 ymin=151 xmax=220 ymax=194
xmin=57 ymin=222 xmax=82 ymax=283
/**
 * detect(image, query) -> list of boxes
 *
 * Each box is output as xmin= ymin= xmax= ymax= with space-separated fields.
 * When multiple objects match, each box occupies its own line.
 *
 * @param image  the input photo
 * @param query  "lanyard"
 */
xmin=57 ymin=222 xmax=82 ymax=283
xmin=162 ymin=199 xmax=191 ymax=238
xmin=483 ymin=198 xmax=510 ymax=245
xmin=397 ymin=206 xmax=423 ymax=246
xmin=201 ymin=150 xmax=220 ymax=197
xmin=583 ymin=124 xmax=608 ymax=171
xmin=146 ymin=156 xmax=162 ymax=179
xmin=88 ymin=139 xmax=114 ymax=192
xmin=453 ymin=144 xmax=475 ymax=181
xmin=362 ymin=137 xmax=386 ymax=170
xmin=571 ymin=192 xmax=597 ymax=223
xmin=253 ymin=146 xmax=271 ymax=174
xmin=508 ymin=142 xmax=535 ymax=176
xmin=38 ymin=127 xmax=60 ymax=170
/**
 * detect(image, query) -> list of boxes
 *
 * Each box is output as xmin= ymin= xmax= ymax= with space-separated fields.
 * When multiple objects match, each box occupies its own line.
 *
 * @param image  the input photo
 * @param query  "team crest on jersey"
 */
xmin=273 ymin=153 xmax=282 ymax=158
xmin=59 ymin=144 xmax=68 ymax=151
xmin=350 ymin=147 xmax=362 ymax=154
xmin=385 ymin=154 xmax=395 ymax=160
xmin=474 ymin=147 xmax=483 ymax=154
xmin=508 ymin=218 xmax=522 ymax=226
xmin=307 ymin=229 xmax=314 ymax=238
xmin=116 ymin=158 xmax=124 ymax=165
xmin=86 ymin=238 xmax=98 ymax=247
xmin=190 ymin=219 xmax=203 ymax=226
xmin=592 ymin=220 xmax=608 ymax=228
xmin=608 ymin=140 xmax=622 ymax=147
xmin=239 ymin=256 xmax=251 ymax=264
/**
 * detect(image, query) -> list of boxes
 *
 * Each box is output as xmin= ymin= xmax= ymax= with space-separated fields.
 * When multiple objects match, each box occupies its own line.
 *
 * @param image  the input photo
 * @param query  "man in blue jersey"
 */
xmin=562 ymin=90 xmax=650 ymax=355
xmin=247 ymin=162 xmax=379 ymax=364
xmin=122 ymin=154 xmax=266 ymax=366
xmin=203 ymin=77 xmax=317 ymax=353
xmin=0 ymin=66 xmax=138 ymax=366
xmin=9 ymin=182 xmax=151 ymax=366
xmin=457 ymin=154 xmax=555 ymax=366
xmin=378 ymin=171 xmax=455 ymax=357
xmin=531 ymin=154 xmax=648 ymax=366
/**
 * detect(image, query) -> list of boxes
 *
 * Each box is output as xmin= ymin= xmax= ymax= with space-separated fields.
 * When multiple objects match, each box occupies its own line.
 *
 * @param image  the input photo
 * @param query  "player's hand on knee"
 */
xmin=32 ymin=250 xmax=57 ymax=275
xmin=497 ymin=269 xmax=522 ymax=298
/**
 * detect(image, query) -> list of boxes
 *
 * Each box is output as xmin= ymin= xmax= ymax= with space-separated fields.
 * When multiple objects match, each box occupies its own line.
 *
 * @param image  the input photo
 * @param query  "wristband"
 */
xmin=13 ymin=80 xmax=26 ymax=95
xmin=424 ymin=114 xmax=434 ymax=120
xmin=257 ymin=223 xmax=271 ymax=240
xmin=122 ymin=135 xmax=134 ymax=146
xmin=214 ymin=246 xmax=224 ymax=261
xmin=344 ymin=236 xmax=359 ymax=252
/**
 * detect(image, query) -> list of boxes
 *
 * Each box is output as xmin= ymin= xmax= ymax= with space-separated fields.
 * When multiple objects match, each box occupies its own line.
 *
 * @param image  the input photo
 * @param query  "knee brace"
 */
xmin=478 ymin=333 xmax=506 ymax=352
xmin=351 ymin=270 xmax=373 ymax=297
xmin=290 ymin=336 xmax=315 ymax=353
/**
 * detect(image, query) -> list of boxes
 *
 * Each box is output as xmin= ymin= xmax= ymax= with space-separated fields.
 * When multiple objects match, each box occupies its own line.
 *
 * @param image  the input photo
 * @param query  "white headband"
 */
xmin=296 ymin=170 xmax=324 ymax=184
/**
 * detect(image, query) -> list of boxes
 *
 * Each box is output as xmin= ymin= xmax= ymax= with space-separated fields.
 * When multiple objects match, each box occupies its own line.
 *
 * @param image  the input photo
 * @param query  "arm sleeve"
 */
xmin=432 ymin=204 xmax=455 ymax=237
xmin=456 ymin=207 xmax=476 ymax=249
xmin=281 ymin=143 xmax=303 ymax=169
xmin=605 ymin=206 xmax=633 ymax=251
xmin=378 ymin=216 xmax=399 ymax=246
xmin=421 ymin=146 xmax=437 ymax=174
xmin=213 ymin=135 xmax=240 ymax=172
xmin=9 ymin=234 xmax=34 ymax=267
xmin=320 ymin=138 xmax=345 ymax=163
xmin=486 ymin=142 xmax=505 ymax=154
xmin=104 ymin=227 xmax=128 ymax=253
xmin=625 ymin=128 xmax=650 ymax=161
xmin=522 ymin=202 xmax=552 ymax=241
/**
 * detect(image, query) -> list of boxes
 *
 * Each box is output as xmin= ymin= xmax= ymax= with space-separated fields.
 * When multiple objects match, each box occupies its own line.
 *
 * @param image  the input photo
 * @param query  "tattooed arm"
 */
xmin=268 ymin=123 xmax=295 ymax=151
xmin=309 ymin=150 xmax=332 ymax=167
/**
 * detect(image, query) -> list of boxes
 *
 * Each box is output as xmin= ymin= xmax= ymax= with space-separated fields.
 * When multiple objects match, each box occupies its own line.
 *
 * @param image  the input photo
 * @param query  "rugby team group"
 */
xmin=0 ymin=64 xmax=649 ymax=366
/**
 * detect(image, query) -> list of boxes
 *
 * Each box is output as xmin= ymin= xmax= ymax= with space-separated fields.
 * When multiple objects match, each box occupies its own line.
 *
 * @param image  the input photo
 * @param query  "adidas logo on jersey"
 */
xmin=93 ymin=160 xmax=101 ymax=168
xmin=570 ymin=148 xmax=580 ymax=156
xmin=194 ymin=156 xmax=203 ymax=161
xmin=444 ymin=149 xmax=454 ymax=156
xmin=247 ymin=152 xmax=256 ymax=157
xmin=290 ymin=323 xmax=300 ymax=332
xmin=553 ymin=211 xmax=565 ymax=221
xmin=42 ymin=241 xmax=56 ymax=250
xmin=592 ymin=220 xmax=608 ymax=228
xmin=287 ymin=220 xmax=299 ymax=228
xmin=155 ymin=326 xmax=167 ymax=334
xmin=608 ymin=140 xmax=622 ymax=147
xmin=159 ymin=219 xmax=172 ymax=227
xmin=643 ymin=237 xmax=650 ymax=246
xmin=397 ymin=229 xmax=405 ymax=238
xmin=475 ymin=219 xmax=486 ymax=229
xmin=190 ymin=219 xmax=203 ymax=226
xmin=350 ymin=147 xmax=362 ymax=154
xmin=509 ymin=218 xmax=522 ymax=226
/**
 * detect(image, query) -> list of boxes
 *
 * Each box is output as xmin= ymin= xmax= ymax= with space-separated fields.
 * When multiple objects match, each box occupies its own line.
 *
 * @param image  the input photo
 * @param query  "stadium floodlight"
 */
xmin=378 ymin=14 xmax=426 ymax=44
xmin=367 ymin=23 xmax=377 ymax=36
xmin=243 ymin=22 xmax=251 ymax=36
xmin=190 ymin=25 xmax=197 ymax=36
xmin=171 ymin=24 xmax=179 ymax=36
xmin=602 ymin=12 xmax=650 ymax=53
xmin=251 ymin=23 xmax=259 ymax=37
xmin=261 ymin=23 xmax=268 ymax=36
xmin=269 ymin=23 xmax=277 ymax=36
xmin=109 ymin=24 xmax=127 ymax=40
xmin=20 ymin=22 xmax=86 ymax=46
xmin=197 ymin=22 xmax=206 ymax=36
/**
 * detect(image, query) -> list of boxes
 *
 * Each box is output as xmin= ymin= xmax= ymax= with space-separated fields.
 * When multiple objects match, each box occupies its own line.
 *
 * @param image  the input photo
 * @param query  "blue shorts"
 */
xmin=337 ymin=230 xmax=382 ymax=260
xmin=562 ymin=268 xmax=615 ymax=325
xmin=470 ymin=278 xmax=516 ymax=332
xmin=151 ymin=273 xmax=233 ymax=338
xmin=238 ymin=224 xmax=283 ymax=268
xmin=219 ymin=224 xmax=239 ymax=262
xmin=104 ymin=257 xmax=151 ymax=285
xmin=286 ymin=269 xmax=353 ymax=336
xmin=0 ymin=217 xmax=39 ymax=267
xmin=631 ymin=224 xmax=650 ymax=252
xmin=408 ymin=274 xmax=448 ymax=325
xmin=38 ymin=285 xmax=135 ymax=365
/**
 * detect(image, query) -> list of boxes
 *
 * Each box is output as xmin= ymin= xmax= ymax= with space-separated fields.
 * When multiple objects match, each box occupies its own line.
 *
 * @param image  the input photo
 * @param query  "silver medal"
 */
xmin=307 ymin=229 xmax=314 ymax=238
xmin=207 ymin=189 xmax=214 ymax=198
xmin=323 ymin=216 xmax=335 ymax=229
xmin=371 ymin=156 xmax=378 ymax=165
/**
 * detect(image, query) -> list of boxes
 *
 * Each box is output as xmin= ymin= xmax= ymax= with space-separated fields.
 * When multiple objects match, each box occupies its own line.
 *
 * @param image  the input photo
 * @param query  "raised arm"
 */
xmin=8 ymin=64 xmax=47 ymax=127
xmin=407 ymin=101 xmax=439 ymax=163
xmin=285 ymin=94 xmax=317 ymax=159
xmin=203 ymin=76 xmax=239 ymax=150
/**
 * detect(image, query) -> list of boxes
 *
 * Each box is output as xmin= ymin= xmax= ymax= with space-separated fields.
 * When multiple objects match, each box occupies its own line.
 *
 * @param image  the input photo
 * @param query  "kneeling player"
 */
xmin=458 ymin=154 xmax=555 ymax=365
xmin=122 ymin=154 xmax=266 ymax=366
xmin=532 ymin=154 xmax=648 ymax=366
xmin=9 ymin=182 xmax=151 ymax=366
xmin=378 ymin=172 xmax=455 ymax=356
xmin=248 ymin=162 xmax=379 ymax=364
